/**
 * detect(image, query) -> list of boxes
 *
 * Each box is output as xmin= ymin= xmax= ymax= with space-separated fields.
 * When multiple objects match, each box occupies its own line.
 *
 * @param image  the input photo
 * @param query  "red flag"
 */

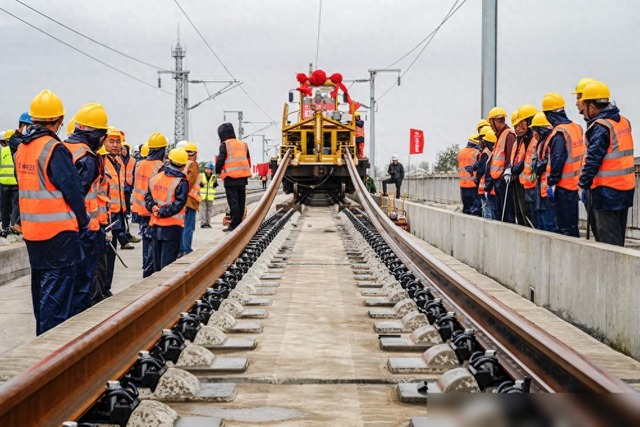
xmin=409 ymin=129 xmax=424 ymax=155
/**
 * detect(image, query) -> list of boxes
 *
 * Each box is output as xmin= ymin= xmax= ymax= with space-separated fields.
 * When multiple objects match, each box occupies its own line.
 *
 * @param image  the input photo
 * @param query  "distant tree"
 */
xmin=433 ymin=144 xmax=459 ymax=173
xmin=418 ymin=160 xmax=430 ymax=173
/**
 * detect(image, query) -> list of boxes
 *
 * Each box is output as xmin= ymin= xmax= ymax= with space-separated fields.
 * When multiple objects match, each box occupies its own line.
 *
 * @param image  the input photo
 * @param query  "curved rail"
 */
xmin=345 ymin=154 xmax=639 ymax=400
xmin=0 ymin=151 xmax=291 ymax=427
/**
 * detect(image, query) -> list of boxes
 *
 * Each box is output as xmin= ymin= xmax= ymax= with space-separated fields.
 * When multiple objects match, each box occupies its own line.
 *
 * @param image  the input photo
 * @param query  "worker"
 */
xmin=215 ymin=123 xmax=251 ymax=232
xmin=476 ymin=119 xmax=490 ymax=133
xmin=458 ymin=134 xmax=482 ymax=216
xmin=146 ymin=148 xmax=189 ymax=271
xmin=578 ymin=82 xmax=635 ymax=247
xmin=261 ymin=174 xmax=267 ymax=189
xmin=474 ymin=126 xmax=493 ymax=219
xmin=121 ymin=141 xmax=136 ymax=217
xmin=63 ymin=104 xmax=109 ymax=312
xmin=530 ymin=112 xmax=558 ymax=232
xmin=1 ymin=130 xmax=19 ymax=237
xmin=514 ymin=105 xmax=540 ymax=229
xmin=133 ymin=134 xmax=166 ymax=277
xmin=541 ymin=93 xmax=585 ymax=237
xmin=479 ymin=128 xmax=499 ymax=219
xmin=382 ymin=154 xmax=404 ymax=198
xmin=510 ymin=105 xmax=538 ymax=228
xmin=179 ymin=141 xmax=201 ymax=257
xmin=572 ymin=78 xmax=597 ymax=119
xmin=199 ymin=162 xmax=217 ymax=228
xmin=133 ymin=145 xmax=142 ymax=161
xmin=509 ymin=110 xmax=527 ymax=225
xmin=17 ymin=90 xmax=88 ymax=335
xmin=355 ymin=113 xmax=365 ymax=158
xmin=488 ymin=107 xmax=517 ymax=223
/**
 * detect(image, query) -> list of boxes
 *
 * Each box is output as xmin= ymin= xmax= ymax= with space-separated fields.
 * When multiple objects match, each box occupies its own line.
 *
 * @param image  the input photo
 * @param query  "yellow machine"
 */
xmin=270 ymin=70 xmax=369 ymax=201
xmin=379 ymin=190 xmax=410 ymax=231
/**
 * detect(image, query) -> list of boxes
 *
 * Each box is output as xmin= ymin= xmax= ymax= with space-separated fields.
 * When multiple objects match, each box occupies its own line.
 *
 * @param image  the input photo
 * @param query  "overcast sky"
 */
xmin=2 ymin=0 xmax=639 ymax=169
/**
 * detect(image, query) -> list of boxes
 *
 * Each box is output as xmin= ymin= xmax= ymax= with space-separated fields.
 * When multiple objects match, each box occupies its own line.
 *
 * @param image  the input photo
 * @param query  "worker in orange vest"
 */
xmin=488 ymin=107 xmax=517 ymax=223
xmin=531 ymin=113 xmax=558 ymax=232
xmin=120 ymin=141 xmax=136 ymax=217
xmin=215 ymin=123 xmax=251 ymax=232
xmin=457 ymin=134 xmax=481 ymax=216
xmin=541 ymin=93 xmax=585 ymax=237
xmin=180 ymin=141 xmax=201 ymax=257
xmin=146 ymin=148 xmax=189 ymax=271
xmin=355 ymin=113 xmax=365 ymax=158
xmin=478 ymin=128 xmax=499 ymax=219
xmin=63 ymin=103 xmax=109 ymax=313
xmin=509 ymin=105 xmax=538 ymax=228
xmin=579 ymin=82 xmax=635 ymax=246
xmin=16 ymin=90 xmax=89 ymax=335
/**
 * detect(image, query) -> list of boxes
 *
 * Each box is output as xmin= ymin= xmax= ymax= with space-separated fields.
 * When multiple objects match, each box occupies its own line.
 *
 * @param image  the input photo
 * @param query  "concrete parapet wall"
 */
xmin=0 ymin=243 xmax=29 ymax=286
xmin=400 ymin=198 xmax=640 ymax=359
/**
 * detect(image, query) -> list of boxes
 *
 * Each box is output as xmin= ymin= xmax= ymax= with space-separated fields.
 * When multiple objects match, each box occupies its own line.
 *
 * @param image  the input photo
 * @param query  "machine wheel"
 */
xmin=293 ymin=183 xmax=299 ymax=203
xmin=340 ymin=183 xmax=346 ymax=201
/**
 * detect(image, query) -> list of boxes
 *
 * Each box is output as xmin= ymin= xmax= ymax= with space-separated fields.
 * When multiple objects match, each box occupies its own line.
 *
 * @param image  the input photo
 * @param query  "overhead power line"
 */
xmin=173 ymin=0 xmax=277 ymax=123
xmin=0 ymin=6 xmax=173 ymax=95
xmin=15 ymin=0 xmax=169 ymax=71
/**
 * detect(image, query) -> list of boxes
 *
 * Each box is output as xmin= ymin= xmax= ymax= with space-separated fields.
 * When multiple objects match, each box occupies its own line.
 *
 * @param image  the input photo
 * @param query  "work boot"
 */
xmin=0 ymin=230 xmax=8 ymax=239
xmin=121 ymin=243 xmax=135 ymax=250
xmin=128 ymin=235 xmax=141 ymax=243
xmin=222 ymin=227 xmax=234 ymax=232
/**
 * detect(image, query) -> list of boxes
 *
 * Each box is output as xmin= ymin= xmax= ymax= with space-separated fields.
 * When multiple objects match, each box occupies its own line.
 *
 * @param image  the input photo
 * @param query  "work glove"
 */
xmin=465 ymin=165 xmax=474 ymax=174
xmin=503 ymin=167 xmax=512 ymax=184
xmin=547 ymin=186 xmax=555 ymax=200
xmin=581 ymin=189 xmax=588 ymax=205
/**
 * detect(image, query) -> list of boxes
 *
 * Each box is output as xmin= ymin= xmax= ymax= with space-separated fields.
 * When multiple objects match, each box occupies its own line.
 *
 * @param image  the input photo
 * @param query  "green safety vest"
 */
xmin=0 ymin=145 xmax=17 ymax=185
xmin=200 ymin=172 xmax=217 ymax=201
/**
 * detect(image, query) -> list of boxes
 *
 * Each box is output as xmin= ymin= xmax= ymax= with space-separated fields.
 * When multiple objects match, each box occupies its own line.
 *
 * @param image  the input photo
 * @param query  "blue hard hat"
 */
xmin=205 ymin=162 xmax=214 ymax=169
xmin=19 ymin=111 xmax=33 ymax=125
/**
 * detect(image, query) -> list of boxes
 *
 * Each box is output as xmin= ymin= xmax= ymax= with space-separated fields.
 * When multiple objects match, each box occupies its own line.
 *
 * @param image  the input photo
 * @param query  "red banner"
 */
xmin=409 ymin=129 xmax=424 ymax=155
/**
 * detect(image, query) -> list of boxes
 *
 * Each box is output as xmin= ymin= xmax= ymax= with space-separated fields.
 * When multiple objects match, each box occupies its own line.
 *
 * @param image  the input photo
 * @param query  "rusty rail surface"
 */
xmin=0 ymin=152 xmax=291 ymax=427
xmin=345 ymin=155 xmax=638 ymax=397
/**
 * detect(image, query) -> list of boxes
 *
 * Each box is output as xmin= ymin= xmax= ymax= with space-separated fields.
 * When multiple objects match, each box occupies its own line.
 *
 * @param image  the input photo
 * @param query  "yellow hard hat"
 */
xmin=541 ymin=93 xmax=566 ymax=111
xmin=483 ymin=129 xmax=497 ymax=143
xmin=479 ymin=126 xmax=491 ymax=137
xmin=168 ymin=147 xmax=188 ymax=165
xmin=106 ymin=126 xmax=122 ymax=139
xmin=581 ymin=81 xmax=611 ymax=102
xmin=74 ymin=103 xmax=108 ymax=129
xmin=511 ymin=111 xmax=520 ymax=126
xmin=517 ymin=104 xmax=538 ymax=123
xmin=183 ymin=141 xmax=198 ymax=153
xmin=122 ymin=141 xmax=131 ymax=149
xmin=469 ymin=133 xmax=480 ymax=142
xmin=572 ymin=78 xmax=598 ymax=95
xmin=140 ymin=143 xmax=150 ymax=157
xmin=97 ymin=145 xmax=107 ymax=155
xmin=5 ymin=129 xmax=15 ymax=140
xmin=487 ymin=107 xmax=507 ymax=120
xmin=66 ymin=118 xmax=76 ymax=135
xmin=530 ymin=112 xmax=552 ymax=128
xmin=148 ymin=132 xmax=168 ymax=148
xmin=476 ymin=119 xmax=490 ymax=132
xmin=29 ymin=89 xmax=65 ymax=120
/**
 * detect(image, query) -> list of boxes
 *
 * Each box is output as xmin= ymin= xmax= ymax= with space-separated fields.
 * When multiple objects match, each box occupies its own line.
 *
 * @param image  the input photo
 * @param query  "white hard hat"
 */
xmin=392 ymin=154 xmax=399 ymax=160
xmin=134 ymin=145 xmax=141 ymax=153
xmin=0 ymin=131 xmax=4 ymax=141
xmin=176 ymin=140 xmax=188 ymax=148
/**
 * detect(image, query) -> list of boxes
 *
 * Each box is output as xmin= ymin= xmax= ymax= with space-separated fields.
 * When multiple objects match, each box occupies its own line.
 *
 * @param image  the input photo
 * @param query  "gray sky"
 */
xmin=2 ymin=0 xmax=639 ymax=168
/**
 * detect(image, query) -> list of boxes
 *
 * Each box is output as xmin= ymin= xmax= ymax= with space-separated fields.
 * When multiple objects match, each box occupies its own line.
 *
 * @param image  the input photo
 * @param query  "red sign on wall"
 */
xmin=410 ymin=129 xmax=424 ymax=155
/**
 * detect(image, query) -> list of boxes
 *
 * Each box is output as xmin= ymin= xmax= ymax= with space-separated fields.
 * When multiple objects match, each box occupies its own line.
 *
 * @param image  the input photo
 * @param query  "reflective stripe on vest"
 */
xmin=478 ymin=149 xmax=496 ymax=196
xmin=200 ymin=172 xmax=217 ymax=201
xmin=132 ymin=159 xmax=163 ymax=216
xmin=149 ymin=171 xmax=186 ymax=227
xmin=220 ymin=139 xmax=251 ymax=180
xmin=457 ymin=146 xmax=480 ymax=188
xmin=105 ymin=156 xmax=125 ymax=214
xmin=588 ymin=116 xmax=635 ymax=191
xmin=185 ymin=160 xmax=202 ymax=203
xmin=490 ymin=128 xmax=514 ymax=179
xmin=0 ymin=145 xmax=17 ymax=185
xmin=355 ymin=125 xmax=365 ymax=138
xmin=522 ymin=136 xmax=539 ymax=189
xmin=63 ymin=141 xmax=101 ymax=230
xmin=122 ymin=155 xmax=135 ymax=186
xmin=547 ymin=122 xmax=585 ymax=190
xmin=16 ymin=137 xmax=78 ymax=241
xmin=537 ymin=134 xmax=552 ymax=198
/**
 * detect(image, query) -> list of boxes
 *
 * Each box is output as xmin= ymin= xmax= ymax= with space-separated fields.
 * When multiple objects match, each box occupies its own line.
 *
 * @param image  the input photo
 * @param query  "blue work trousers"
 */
xmin=494 ymin=179 xmax=515 ymax=223
xmin=153 ymin=237 xmax=181 ymax=272
xmin=554 ymin=187 xmax=579 ymax=237
xmin=537 ymin=208 xmax=558 ymax=233
xmin=180 ymin=207 xmax=196 ymax=255
xmin=31 ymin=265 xmax=77 ymax=335
xmin=481 ymin=194 xmax=494 ymax=219
xmin=529 ymin=202 xmax=538 ymax=229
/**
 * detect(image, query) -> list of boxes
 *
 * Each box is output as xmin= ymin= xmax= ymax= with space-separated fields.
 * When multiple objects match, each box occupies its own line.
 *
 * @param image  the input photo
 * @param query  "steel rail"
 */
xmin=345 ymin=155 xmax=637 ymax=395
xmin=0 ymin=151 xmax=291 ymax=427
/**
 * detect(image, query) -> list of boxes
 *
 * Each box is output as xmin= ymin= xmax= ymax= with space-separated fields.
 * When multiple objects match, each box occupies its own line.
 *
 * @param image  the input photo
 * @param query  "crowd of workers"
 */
xmin=1 ymin=89 xmax=252 ymax=336
xmin=458 ymin=79 xmax=636 ymax=247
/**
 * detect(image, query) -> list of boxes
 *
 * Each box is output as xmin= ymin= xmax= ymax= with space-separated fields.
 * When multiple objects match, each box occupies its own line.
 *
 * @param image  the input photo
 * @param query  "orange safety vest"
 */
xmin=149 ymin=171 xmax=186 ymax=227
xmin=355 ymin=124 xmax=365 ymax=139
xmin=509 ymin=138 xmax=526 ymax=168
xmin=16 ymin=136 xmax=79 ymax=241
xmin=478 ymin=148 xmax=496 ymax=196
xmin=490 ymin=128 xmax=515 ymax=179
xmin=220 ymin=139 xmax=251 ymax=180
xmin=458 ymin=146 xmax=480 ymax=188
xmin=547 ymin=122 xmax=585 ymax=191
xmin=132 ymin=159 xmax=163 ymax=216
xmin=522 ymin=135 xmax=539 ymax=189
xmin=105 ymin=156 xmax=125 ymax=214
xmin=538 ymin=134 xmax=553 ymax=198
xmin=97 ymin=170 xmax=110 ymax=225
xmin=63 ymin=141 xmax=101 ymax=231
xmin=185 ymin=160 xmax=202 ymax=203
xmin=122 ymin=155 xmax=135 ymax=187
xmin=588 ymin=116 xmax=635 ymax=191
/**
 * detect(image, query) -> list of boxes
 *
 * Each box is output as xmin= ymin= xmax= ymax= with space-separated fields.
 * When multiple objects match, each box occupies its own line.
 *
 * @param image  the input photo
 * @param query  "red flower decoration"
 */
xmin=296 ymin=73 xmax=308 ymax=84
xmin=309 ymin=69 xmax=327 ymax=86
xmin=329 ymin=73 xmax=343 ymax=84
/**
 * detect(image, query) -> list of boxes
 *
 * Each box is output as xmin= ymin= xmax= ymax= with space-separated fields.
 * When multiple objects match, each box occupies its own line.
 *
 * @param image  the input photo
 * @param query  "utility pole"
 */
xmin=223 ymin=111 xmax=244 ymax=140
xmin=251 ymin=134 xmax=266 ymax=163
xmin=367 ymin=68 xmax=401 ymax=179
xmin=481 ymin=0 xmax=498 ymax=118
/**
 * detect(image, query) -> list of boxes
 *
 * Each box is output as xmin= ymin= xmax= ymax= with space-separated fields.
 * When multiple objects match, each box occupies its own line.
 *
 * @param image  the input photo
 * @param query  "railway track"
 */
xmin=0 ymin=151 xmax=637 ymax=426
